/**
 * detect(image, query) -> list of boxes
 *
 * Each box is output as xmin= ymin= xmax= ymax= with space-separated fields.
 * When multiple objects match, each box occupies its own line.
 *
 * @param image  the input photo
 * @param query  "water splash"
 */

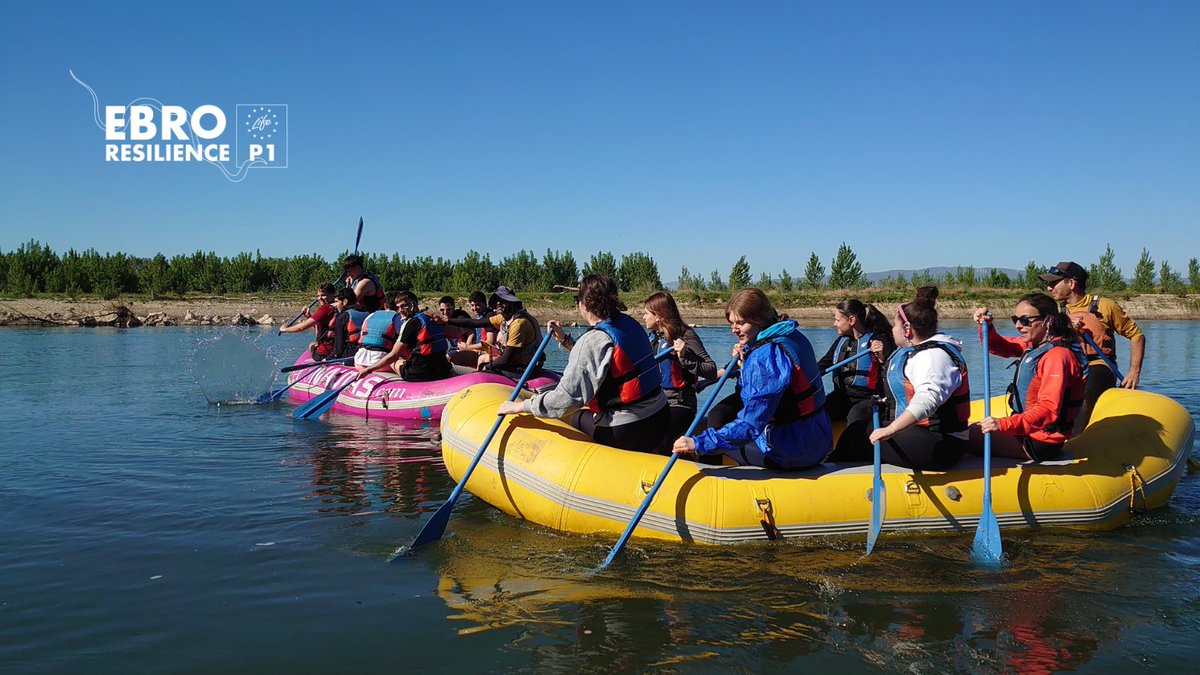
xmin=191 ymin=330 xmax=281 ymax=404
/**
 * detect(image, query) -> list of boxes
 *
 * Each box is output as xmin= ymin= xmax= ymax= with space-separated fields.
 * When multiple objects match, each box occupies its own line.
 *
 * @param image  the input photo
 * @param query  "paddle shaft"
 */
xmin=280 ymin=356 xmax=353 ymax=373
xmin=406 ymin=332 xmax=557 ymax=550
xmin=971 ymin=318 xmax=1003 ymax=562
xmin=1082 ymin=333 xmax=1125 ymax=382
xmin=282 ymin=217 xmax=364 ymax=330
xmin=598 ymin=354 xmax=740 ymax=570
xmin=820 ymin=348 xmax=871 ymax=377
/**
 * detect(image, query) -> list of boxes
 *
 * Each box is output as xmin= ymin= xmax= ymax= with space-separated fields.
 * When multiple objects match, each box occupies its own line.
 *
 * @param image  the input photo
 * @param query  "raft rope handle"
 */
xmin=756 ymin=498 xmax=780 ymax=541
xmin=1126 ymin=464 xmax=1147 ymax=513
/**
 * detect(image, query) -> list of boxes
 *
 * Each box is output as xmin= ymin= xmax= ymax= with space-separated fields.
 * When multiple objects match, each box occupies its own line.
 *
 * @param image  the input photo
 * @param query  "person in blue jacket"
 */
xmin=671 ymin=288 xmax=832 ymax=470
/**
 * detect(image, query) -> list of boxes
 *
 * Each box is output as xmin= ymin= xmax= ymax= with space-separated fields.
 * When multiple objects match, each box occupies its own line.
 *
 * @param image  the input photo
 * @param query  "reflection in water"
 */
xmin=291 ymin=416 xmax=456 ymax=520
xmin=421 ymin=513 xmax=1153 ymax=671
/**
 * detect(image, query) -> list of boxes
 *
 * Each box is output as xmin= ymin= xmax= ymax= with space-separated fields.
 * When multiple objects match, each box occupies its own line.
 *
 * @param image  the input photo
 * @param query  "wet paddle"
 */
xmin=292 ymin=372 xmax=357 ymax=420
xmin=280 ymin=356 xmax=353 ymax=373
xmin=595 ymin=354 xmax=740 ymax=572
xmin=281 ymin=217 xmax=364 ymax=331
xmin=259 ymin=358 xmax=355 ymax=403
xmin=971 ymin=319 xmax=1003 ymax=563
xmin=1081 ymin=333 xmax=1125 ymax=383
xmin=396 ymin=331 xmax=557 ymax=556
xmin=865 ymin=398 xmax=886 ymax=555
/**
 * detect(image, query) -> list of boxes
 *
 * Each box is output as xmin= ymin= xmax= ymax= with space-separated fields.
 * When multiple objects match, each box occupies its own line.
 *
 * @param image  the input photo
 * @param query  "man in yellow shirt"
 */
xmin=1042 ymin=261 xmax=1145 ymax=434
xmin=439 ymin=286 xmax=545 ymax=377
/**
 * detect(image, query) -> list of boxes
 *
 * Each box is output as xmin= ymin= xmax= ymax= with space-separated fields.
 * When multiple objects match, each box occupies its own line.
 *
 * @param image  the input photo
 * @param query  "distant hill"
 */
xmin=865 ymin=266 xmax=1022 ymax=283
xmin=665 ymin=266 xmax=1023 ymax=290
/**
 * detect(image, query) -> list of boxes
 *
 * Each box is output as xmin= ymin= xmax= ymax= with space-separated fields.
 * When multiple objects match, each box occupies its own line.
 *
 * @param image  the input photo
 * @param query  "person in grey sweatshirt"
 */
xmin=497 ymin=275 xmax=669 ymax=454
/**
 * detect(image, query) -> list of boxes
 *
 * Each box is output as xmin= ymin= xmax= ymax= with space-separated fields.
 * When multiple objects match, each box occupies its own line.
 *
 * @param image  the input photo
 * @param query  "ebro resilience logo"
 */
xmin=71 ymin=70 xmax=288 ymax=183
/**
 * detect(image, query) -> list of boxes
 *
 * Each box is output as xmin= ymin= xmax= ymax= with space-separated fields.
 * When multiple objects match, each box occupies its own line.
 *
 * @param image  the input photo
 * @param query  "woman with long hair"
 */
xmin=642 ymin=292 xmax=718 ymax=452
xmin=817 ymin=298 xmax=896 ymax=423
xmin=497 ymin=275 xmax=669 ymax=454
xmin=671 ymin=288 xmax=831 ymax=470
xmin=829 ymin=286 xmax=970 ymax=470
xmin=971 ymin=292 xmax=1087 ymax=461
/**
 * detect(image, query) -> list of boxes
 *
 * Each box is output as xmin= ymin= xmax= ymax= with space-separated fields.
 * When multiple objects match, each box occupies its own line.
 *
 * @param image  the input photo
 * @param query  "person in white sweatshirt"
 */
xmin=828 ymin=286 xmax=971 ymax=470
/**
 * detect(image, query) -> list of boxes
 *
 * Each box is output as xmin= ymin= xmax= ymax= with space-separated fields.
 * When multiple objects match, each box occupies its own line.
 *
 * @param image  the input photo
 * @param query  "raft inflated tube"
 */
xmin=439 ymin=384 xmax=1194 ymax=544
xmin=284 ymin=352 xmax=560 ymax=422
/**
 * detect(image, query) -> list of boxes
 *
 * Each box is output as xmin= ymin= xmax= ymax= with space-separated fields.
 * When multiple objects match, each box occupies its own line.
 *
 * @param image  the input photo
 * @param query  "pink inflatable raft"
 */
xmin=284 ymin=353 xmax=561 ymax=421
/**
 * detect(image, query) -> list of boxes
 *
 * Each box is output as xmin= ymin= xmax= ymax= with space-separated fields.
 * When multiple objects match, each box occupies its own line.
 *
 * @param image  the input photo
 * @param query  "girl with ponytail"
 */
xmin=970 ymin=292 xmax=1087 ymax=461
xmin=828 ymin=286 xmax=972 ymax=470
xmin=817 ymin=299 xmax=896 ymax=423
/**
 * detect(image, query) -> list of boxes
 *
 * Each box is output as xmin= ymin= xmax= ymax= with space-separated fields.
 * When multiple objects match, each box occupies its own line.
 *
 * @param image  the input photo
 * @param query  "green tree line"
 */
xmin=2 ymin=240 xmax=1195 ymax=299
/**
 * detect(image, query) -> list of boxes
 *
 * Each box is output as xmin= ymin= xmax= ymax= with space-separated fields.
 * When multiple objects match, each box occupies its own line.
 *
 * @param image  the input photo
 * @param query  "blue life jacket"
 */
xmin=651 ymin=331 xmax=691 ymax=392
xmin=886 ymin=339 xmax=971 ymax=433
xmin=359 ymin=310 xmax=397 ymax=350
xmin=404 ymin=312 xmax=448 ymax=356
xmin=1008 ymin=338 xmax=1088 ymax=434
xmin=831 ymin=331 xmax=877 ymax=395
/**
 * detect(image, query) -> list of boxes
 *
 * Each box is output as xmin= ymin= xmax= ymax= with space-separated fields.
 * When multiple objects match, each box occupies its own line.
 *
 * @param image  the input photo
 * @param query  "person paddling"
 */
xmin=279 ymin=282 xmax=338 ymax=361
xmin=496 ymin=275 xmax=669 ymax=454
xmin=828 ymin=286 xmax=970 ymax=470
xmin=641 ymin=291 xmax=717 ymax=453
xmin=672 ymin=288 xmax=831 ymax=470
xmin=817 ymin=299 xmax=895 ymax=424
xmin=357 ymin=291 xmax=452 ymax=382
xmin=971 ymin=293 xmax=1087 ymax=461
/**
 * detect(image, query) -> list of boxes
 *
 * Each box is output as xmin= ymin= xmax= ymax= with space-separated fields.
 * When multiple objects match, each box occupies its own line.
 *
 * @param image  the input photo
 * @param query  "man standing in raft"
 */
xmin=1042 ymin=261 xmax=1145 ymax=433
xmin=341 ymin=254 xmax=386 ymax=312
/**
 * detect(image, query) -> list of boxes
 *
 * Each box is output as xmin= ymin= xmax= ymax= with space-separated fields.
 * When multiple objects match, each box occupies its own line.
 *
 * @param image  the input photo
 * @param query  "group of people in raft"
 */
xmin=284 ymin=255 xmax=1145 ymax=470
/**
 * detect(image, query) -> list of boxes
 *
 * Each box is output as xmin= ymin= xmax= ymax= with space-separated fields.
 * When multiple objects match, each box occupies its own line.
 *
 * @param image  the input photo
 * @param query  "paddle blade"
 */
xmin=293 ymin=381 xmax=351 ymax=419
xmin=354 ymin=216 xmax=364 ymax=253
xmin=866 ymin=478 xmax=885 ymax=555
xmin=971 ymin=498 xmax=1003 ymax=564
xmin=401 ymin=499 xmax=457 ymax=557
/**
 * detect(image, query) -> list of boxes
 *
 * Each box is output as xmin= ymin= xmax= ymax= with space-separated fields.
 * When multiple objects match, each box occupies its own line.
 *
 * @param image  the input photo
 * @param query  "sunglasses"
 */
xmin=1011 ymin=314 xmax=1046 ymax=327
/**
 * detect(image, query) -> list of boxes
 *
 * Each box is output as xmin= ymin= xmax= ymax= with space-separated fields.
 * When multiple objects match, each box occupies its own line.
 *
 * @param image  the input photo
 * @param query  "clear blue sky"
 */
xmin=1 ymin=1 xmax=1196 ymax=281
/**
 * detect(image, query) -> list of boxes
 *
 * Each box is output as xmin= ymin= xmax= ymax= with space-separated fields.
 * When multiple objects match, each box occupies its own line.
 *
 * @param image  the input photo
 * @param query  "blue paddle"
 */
xmin=395 ymin=332 xmax=557 ymax=556
xmin=1081 ymin=333 xmax=1125 ymax=382
xmin=292 ymin=371 xmax=358 ymax=420
xmin=595 ymin=354 xmax=740 ymax=572
xmin=865 ymin=397 xmax=886 ymax=555
xmin=259 ymin=357 xmax=354 ymax=404
xmin=971 ymin=319 xmax=1003 ymax=563
xmin=280 ymin=356 xmax=353 ymax=373
xmin=281 ymin=217 xmax=364 ymax=331
xmin=821 ymin=348 xmax=871 ymax=376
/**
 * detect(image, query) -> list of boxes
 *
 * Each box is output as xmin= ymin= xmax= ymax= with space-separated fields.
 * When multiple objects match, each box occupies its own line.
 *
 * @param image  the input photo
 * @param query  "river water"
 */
xmin=1 ymin=321 xmax=1197 ymax=673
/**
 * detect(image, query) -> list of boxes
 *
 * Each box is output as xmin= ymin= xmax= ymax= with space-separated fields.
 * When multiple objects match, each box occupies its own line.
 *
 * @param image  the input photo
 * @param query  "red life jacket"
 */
xmin=885 ymin=339 xmax=971 ymax=434
xmin=758 ymin=330 xmax=826 ymax=424
xmin=587 ymin=313 xmax=663 ymax=413
xmin=405 ymin=313 xmax=448 ymax=357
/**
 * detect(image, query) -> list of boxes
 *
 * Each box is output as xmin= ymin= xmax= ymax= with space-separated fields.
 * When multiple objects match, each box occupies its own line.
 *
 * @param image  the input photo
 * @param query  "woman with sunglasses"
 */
xmin=671 ymin=288 xmax=832 ymax=470
xmin=970 ymin=293 xmax=1087 ymax=461
xmin=497 ymin=275 xmax=669 ymax=454
xmin=829 ymin=286 xmax=970 ymax=470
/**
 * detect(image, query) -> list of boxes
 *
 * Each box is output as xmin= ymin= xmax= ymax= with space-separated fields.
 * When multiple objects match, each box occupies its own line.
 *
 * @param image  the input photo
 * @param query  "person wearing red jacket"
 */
xmin=971 ymin=292 xmax=1087 ymax=461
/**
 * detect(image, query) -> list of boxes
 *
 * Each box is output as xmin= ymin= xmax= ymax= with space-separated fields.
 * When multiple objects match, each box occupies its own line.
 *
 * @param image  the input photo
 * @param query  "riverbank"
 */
xmin=3 ymin=292 xmax=1199 ymax=327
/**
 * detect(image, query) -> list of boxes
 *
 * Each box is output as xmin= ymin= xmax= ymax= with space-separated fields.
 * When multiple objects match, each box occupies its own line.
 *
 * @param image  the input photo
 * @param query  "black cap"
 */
xmin=1040 ymin=261 xmax=1088 ymax=284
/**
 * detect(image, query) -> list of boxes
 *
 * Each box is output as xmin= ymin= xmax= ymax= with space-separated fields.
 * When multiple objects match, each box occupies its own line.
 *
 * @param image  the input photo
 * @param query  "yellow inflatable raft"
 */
xmin=439 ymin=384 xmax=1194 ymax=544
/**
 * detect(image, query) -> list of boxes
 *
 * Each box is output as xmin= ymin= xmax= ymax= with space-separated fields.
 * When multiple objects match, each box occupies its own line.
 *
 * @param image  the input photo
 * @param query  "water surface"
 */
xmin=1 ymin=322 xmax=1196 ymax=672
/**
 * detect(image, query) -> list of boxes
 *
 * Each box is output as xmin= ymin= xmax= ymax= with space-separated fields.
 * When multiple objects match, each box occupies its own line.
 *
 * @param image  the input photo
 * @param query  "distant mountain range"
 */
xmin=664 ymin=266 xmax=1023 ymax=290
